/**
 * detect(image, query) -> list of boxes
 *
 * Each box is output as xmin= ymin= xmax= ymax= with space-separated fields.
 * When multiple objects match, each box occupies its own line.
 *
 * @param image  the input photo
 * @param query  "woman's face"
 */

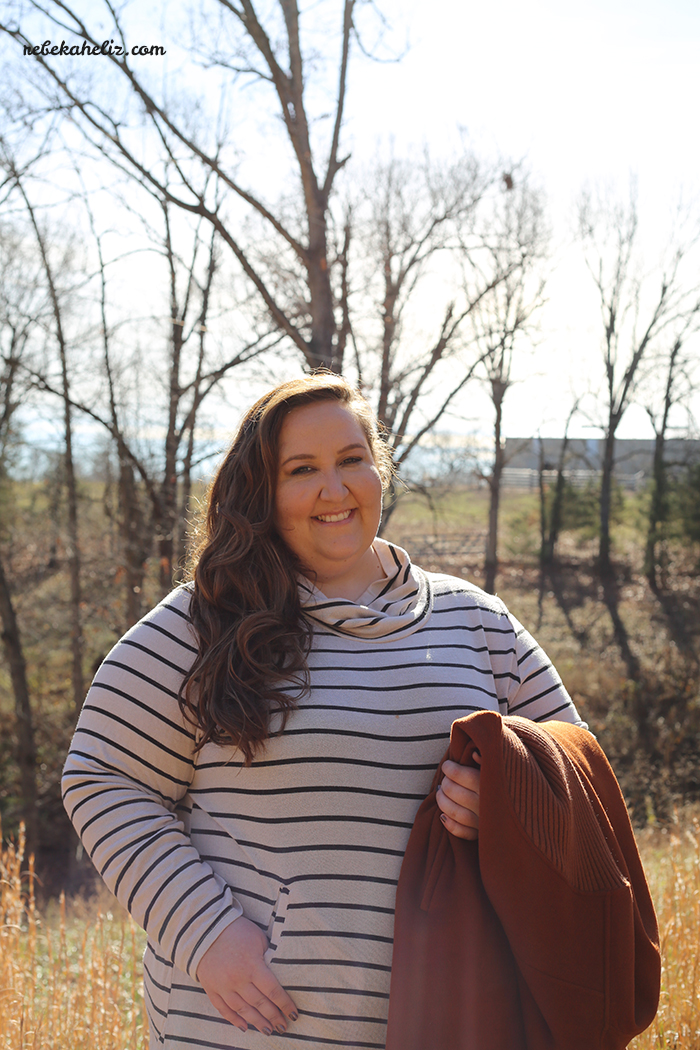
xmin=274 ymin=400 xmax=384 ymax=599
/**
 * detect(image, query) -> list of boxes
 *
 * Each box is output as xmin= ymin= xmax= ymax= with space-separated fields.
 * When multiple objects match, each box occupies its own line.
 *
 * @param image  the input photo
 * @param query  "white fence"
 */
xmin=500 ymin=468 xmax=646 ymax=491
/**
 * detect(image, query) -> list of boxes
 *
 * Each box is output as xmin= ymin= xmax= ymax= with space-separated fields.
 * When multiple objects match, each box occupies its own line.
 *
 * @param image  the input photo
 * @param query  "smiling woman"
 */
xmin=61 ymin=372 xmax=587 ymax=1050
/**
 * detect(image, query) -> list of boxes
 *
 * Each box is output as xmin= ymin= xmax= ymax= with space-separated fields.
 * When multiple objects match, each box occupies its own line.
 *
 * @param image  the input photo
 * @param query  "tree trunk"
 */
xmin=0 ymin=553 xmax=38 ymax=856
xmin=644 ymin=432 xmax=667 ymax=590
xmin=537 ymin=438 xmax=548 ymax=567
xmin=21 ymin=182 xmax=85 ymax=712
xmin=644 ymin=338 xmax=682 ymax=589
xmin=59 ymin=349 xmax=85 ymax=712
xmin=598 ymin=424 xmax=617 ymax=577
xmin=484 ymin=390 xmax=505 ymax=594
xmin=118 ymin=446 xmax=149 ymax=628
xmin=542 ymin=424 xmax=574 ymax=566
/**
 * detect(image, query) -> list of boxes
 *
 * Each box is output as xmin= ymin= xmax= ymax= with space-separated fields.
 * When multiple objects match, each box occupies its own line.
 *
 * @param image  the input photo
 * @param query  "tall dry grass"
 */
xmin=630 ymin=809 xmax=700 ymax=1049
xmin=0 ymin=826 xmax=147 ymax=1049
xmin=2 ymin=813 xmax=699 ymax=1049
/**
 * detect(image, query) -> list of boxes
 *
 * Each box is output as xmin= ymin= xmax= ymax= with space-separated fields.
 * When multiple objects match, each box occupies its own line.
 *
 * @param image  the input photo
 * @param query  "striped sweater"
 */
xmin=62 ymin=540 xmax=586 ymax=1050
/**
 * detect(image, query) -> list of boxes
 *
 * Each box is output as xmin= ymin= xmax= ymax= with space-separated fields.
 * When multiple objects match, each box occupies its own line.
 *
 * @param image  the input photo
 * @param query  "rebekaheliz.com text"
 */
xmin=23 ymin=39 xmax=166 ymax=57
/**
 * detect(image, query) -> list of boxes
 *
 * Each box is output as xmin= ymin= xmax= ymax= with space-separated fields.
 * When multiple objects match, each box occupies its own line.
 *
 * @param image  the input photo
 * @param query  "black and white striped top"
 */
xmin=62 ymin=540 xmax=585 ymax=1050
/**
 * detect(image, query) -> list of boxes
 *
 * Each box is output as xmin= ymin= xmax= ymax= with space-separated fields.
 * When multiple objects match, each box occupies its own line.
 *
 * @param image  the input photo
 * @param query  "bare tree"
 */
xmin=2 ymin=147 xmax=86 ymax=711
xmin=43 ymin=186 xmax=279 ymax=612
xmin=1 ymin=0 xmax=375 ymax=371
xmin=0 ymin=220 xmax=42 ymax=855
xmin=470 ymin=178 xmax=549 ymax=593
xmin=353 ymin=151 xmax=495 ymax=439
xmin=578 ymin=182 xmax=700 ymax=577
xmin=642 ymin=325 xmax=699 ymax=588
xmin=538 ymin=399 xmax=581 ymax=567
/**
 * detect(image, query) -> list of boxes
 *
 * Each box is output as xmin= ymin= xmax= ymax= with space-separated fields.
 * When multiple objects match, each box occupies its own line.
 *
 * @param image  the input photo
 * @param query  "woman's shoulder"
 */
xmin=420 ymin=567 xmax=510 ymax=619
xmin=119 ymin=583 xmax=197 ymax=652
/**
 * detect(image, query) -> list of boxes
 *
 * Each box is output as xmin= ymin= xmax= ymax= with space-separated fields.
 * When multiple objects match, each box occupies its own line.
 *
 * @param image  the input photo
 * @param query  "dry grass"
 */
xmin=630 ymin=810 xmax=700 ymax=1049
xmin=0 ymin=826 xmax=147 ymax=1049
xmin=2 ymin=816 xmax=700 ymax=1050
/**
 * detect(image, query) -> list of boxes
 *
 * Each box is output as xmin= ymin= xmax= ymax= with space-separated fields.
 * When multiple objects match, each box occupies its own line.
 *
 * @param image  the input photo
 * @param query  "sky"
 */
xmin=5 ymin=0 xmax=700 ymax=445
xmin=343 ymin=0 xmax=700 ymax=438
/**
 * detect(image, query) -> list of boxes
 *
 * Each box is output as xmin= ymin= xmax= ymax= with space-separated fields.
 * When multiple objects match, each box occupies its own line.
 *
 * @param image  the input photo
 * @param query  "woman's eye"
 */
xmin=341 ymin=456 xmax=362 ymax=466
xmin=290 ymin=465 xmax=313 ymax=475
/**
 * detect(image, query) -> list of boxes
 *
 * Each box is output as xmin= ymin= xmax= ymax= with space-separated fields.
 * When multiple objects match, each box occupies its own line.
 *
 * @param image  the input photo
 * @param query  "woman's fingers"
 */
xmin=219 ymin=982 xmax=289 ymax=1035
xmin=228 ymin=972 xmax=299 ymax=1034
xmin=437 ymin=757 xmax=481 ymax=840
xmin=197 ymin=916 xmax=298 ymax=1033
xmin=206 ymin=990 xmax=248 ymax=1032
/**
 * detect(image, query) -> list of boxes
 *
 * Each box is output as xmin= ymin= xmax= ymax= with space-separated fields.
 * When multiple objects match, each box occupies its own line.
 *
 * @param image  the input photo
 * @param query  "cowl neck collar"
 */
xmin=299 ymin=539 xmax=432 ymax=641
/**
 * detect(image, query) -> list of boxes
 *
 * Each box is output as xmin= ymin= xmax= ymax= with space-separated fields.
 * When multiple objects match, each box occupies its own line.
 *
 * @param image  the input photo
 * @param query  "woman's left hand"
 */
xmin=436 ymin=754 xmax=481 ymax=840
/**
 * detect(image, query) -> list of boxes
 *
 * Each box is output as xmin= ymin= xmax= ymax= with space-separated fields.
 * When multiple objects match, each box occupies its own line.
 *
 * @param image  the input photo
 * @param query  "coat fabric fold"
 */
xmin=386 ymin=711 xmax=660 ymax=1050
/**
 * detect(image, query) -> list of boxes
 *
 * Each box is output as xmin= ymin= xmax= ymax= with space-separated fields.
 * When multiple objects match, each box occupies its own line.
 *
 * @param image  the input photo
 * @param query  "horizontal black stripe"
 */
xmin=300 ymin=1009 xmax=387 ymax=1025
xmin=311 ymin=640 xmax=512 ymax=657
xmin=291 ymin=698 xmax=490 ymax=713
xmin=310 ymin=659 xmax=497 ymax=677
xmin=285 ymin=986 xmax=389 ymax=1000
xmin=297 ymin=678 xmax=489 ymax=695
xmin=287 ymin=902 xmax=394 ymax=915
xmin=196 ymin=754 xmax=439 ymax=772
xmin=199 ymin=855 xmax=399 ymax=888
xmin=193 ymin=832 xmax=405 ymax=859
xmin=271 ymin=957 xmax=391 ymax=972
xmin=191 ymin=783 xmax=427 ymax=800
xmin=197 ymin=808 xmax=415 ymax=830
xmin=282 ymin=930 xmax=393 ymax=944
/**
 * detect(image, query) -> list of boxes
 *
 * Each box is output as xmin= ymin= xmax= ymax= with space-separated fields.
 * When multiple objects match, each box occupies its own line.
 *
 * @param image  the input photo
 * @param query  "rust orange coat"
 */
xmin=386 ymin=712 xmax=660 ymax=1050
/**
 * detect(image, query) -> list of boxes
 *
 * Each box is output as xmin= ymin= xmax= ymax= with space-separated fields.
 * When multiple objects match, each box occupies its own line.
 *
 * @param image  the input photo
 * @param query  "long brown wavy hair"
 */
xmin=180 ymin=372 xmax=395 ymax=763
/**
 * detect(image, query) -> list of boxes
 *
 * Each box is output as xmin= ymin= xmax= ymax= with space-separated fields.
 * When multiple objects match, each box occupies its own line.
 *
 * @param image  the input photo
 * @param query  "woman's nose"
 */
xmin=320 ymin=470 xmax=348 ymax=500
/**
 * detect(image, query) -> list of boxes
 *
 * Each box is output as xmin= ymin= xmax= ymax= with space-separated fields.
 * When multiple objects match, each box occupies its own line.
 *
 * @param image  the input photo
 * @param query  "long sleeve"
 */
xmin=61 ymin=587 xmax=243 ymax=979
xmin=502 ymin=611 xmax=585 ymax=725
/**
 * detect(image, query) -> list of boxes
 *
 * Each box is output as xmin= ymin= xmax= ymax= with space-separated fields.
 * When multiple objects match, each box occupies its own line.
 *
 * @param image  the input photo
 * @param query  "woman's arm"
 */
xmin=64 ymin=588 xmax=299 ymax=1032
xmin=436 ymin=601 xmax=585 ymax=840
xmin=62 ymin=589 xmax=243 ymax=979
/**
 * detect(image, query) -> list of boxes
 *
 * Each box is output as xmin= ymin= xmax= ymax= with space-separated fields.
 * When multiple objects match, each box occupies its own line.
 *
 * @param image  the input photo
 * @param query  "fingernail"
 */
xmin=289 ymin=1012 xmax=298 ymax=1021
xmin=263 ymin=1028 xmax=273 ymax=1036
xmin=440 ymin=813 xmax=447 ymax=825
xmin=276 ymin=1024 xmax=286 ymax=1033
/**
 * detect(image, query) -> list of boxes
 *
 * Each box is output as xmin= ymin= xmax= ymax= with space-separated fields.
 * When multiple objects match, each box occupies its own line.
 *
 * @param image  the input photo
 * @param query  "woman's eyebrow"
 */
xmin=280 ymin=442 xmax=366 ymax=467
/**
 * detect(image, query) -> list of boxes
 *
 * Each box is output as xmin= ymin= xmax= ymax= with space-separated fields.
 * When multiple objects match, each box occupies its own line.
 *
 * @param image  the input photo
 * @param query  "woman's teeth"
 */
xmin=316 ymin=510 xmax=352 ymax=522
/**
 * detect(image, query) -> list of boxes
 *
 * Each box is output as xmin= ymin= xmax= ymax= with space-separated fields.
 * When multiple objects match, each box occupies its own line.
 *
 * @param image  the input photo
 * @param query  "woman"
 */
xmin=62 ymin=373 xmax=586 ymax=1050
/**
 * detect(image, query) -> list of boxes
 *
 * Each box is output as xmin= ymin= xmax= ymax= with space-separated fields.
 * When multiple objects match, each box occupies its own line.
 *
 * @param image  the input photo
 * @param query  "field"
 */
xmin=1 ymin=813 xmax=699 ymax=1049
xmin=2 ymin=482 xmax=700 ymax=1047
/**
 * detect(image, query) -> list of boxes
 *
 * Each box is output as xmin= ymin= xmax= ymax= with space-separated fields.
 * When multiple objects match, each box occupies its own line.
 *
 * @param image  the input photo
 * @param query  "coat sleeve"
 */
xmin=61 ymin=587 xmax=243 ymax=979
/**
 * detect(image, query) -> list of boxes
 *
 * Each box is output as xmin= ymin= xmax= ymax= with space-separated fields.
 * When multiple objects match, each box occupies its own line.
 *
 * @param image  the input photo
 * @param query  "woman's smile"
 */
xmin=314 ymin=509 xmax=354 ymax=523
